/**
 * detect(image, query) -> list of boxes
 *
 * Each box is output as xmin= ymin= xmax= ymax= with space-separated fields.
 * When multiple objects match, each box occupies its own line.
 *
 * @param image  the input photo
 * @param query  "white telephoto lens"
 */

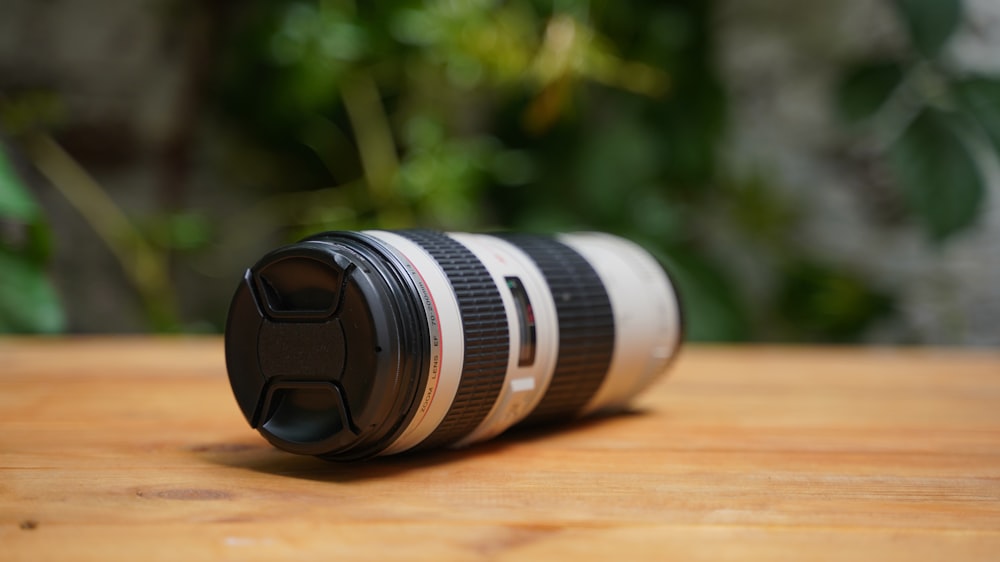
xmin=224 ymin=230 xmax=683 ymax=460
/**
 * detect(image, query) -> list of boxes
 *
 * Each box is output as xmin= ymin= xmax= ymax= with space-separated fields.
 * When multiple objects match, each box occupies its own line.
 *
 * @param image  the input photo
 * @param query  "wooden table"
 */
xmin=1 ymin=338 xmax=998 ymax=560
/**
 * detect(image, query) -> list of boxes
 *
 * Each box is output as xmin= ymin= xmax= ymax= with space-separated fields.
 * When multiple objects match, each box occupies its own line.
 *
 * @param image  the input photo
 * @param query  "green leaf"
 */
xmin=952 ymin=76 xmax=1000 ymax=154
xmin=835 ymin=61 xmax=905 ymax=123
xmin=0 ymin=148 xmax=38 ymax=221
xmin=0 ymin=251 xmax=65 ymax=333
xmin=0 ymin=148 xmax=63 ymax=332
xmin=893 ymin=0 xmax=962 ymax=58
xmin=0 ymin=148 xmax=53 ymax=261
xmin=889 ymin=109 xmax=984 ymax=242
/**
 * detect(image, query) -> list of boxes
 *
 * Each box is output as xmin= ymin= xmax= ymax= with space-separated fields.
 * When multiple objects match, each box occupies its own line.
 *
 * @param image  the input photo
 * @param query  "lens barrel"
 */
xmin=225 ymin=230 xmax=682 ymax=460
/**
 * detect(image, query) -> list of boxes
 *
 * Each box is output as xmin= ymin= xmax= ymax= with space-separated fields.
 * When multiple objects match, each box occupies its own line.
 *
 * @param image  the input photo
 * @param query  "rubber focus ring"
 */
xmin=398 ymin=230 xmax=510 ymax=450
xmin=501 ymin=235 xmax=615 ymax=425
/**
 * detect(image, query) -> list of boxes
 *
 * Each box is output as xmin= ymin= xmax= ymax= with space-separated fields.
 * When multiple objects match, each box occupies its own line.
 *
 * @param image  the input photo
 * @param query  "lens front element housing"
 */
xmin=225 ymin=230 xmax=682 ymax=460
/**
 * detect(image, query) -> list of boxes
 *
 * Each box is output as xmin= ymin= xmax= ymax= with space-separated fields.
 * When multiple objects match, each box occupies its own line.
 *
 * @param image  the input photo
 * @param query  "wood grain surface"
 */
xmin=1 ymin=338 xmax=998 ymax=560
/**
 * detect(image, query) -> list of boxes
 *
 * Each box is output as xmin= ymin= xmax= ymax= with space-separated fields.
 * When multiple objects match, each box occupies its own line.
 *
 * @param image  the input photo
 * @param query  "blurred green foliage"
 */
xmin=211 ymin=0 xmax=904 ymax=342
xmin=212 ymin=0 xmax=750 ymax=340
xmin=837 ymin=0 xmax=1000 ymax=243
xmin=0 ymin=148 xmax=64 ymax=333
xmin=1 ymin=0 xmax=996 ymax=341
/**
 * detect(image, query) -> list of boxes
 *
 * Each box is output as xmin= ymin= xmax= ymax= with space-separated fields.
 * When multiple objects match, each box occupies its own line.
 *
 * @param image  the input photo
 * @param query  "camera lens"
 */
xmin=224 ymin=230 xmax=682 ymax=460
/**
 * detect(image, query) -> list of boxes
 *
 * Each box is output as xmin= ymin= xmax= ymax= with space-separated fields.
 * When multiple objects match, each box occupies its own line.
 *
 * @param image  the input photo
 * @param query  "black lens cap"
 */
xmin=224 ymin=236 xmax=427 ymax=460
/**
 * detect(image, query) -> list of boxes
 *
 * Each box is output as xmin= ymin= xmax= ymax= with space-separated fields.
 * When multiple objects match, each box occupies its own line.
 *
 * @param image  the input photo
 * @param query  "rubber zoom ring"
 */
xmin=501 ymin=235 xmax=615 ymax=425
xmin=398 ymin=230 xmax=509 ymax=450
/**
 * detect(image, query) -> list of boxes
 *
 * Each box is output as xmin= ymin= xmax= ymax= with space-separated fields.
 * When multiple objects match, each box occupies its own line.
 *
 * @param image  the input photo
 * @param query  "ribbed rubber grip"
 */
xmin=502 ymin=235 xmax=615 ymax=425
xmin=398 ymin=230 xmax=509 ymax=449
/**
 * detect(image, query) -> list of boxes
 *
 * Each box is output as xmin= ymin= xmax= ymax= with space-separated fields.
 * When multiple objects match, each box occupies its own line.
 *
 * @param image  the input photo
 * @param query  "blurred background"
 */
xmin=1 ymin=0 xmax=998 ymax=344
